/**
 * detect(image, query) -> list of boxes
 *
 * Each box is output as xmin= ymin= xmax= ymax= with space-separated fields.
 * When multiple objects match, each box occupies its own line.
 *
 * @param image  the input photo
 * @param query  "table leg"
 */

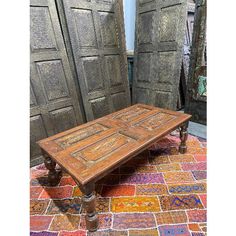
xmin=80 ymin=182 xmax=99 ymax=232
xmin=179 ymin=122 xmax=189 ymax=154
xmin=43 ymin=152 xmax=61 ymax=186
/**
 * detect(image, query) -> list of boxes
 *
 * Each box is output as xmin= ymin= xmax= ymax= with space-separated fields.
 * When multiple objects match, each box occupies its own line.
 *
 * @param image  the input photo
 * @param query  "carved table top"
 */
xmin=38 ymin=104 xmax=191 ymax=185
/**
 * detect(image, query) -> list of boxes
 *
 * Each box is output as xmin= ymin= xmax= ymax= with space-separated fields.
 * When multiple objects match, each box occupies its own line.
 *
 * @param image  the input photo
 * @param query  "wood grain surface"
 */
xmin=38 ymin=104 xmax=191 ymax=185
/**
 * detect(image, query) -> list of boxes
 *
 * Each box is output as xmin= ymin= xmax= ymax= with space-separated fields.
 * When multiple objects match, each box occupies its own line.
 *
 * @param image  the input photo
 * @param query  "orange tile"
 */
xmin=112 ymin=197 xmax=161 ymax=212
xmin=101 ymin=185 xmax=135 ymax=197
xmin=188 ymin=223 xmax=201 ymax=231
xmin=169 ymin=154 xmax=195 ymax=163
xmin=40 ymin=186 xmax=73 ymax=199
xmin=199 ymin=194 xmax=207 ymax=207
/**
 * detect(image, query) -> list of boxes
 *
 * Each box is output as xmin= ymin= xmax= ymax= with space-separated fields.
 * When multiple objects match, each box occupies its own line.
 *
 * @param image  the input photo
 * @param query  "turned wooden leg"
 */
xmin=80 ymin=182 xmax=99 ymax=232
xmin=43 ymin=152 xmax=61 ymax=186
xmin=179 ymin=122 xmax=189 ymax=154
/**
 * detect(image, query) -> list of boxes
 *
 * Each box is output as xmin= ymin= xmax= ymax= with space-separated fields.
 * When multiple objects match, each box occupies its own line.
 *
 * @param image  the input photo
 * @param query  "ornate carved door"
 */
xmin=185 ymin=0 xmax=206 ymax=124
xmin=132 ymin=0 xmax=187 ymax=110
xmin=30 ymin=0 xmax=84 ymax=166
xmin=59 ymin=0 xmax=131 ymax=121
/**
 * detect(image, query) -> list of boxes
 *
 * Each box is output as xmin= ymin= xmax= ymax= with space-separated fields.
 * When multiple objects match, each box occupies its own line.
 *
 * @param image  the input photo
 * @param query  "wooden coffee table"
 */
xmin=38 ymin=104 xmax=191 ymax=231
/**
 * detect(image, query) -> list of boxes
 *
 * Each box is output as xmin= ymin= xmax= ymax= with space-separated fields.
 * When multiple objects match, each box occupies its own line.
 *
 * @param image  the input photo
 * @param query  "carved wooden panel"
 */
xmin=60 ymin=0 xmax=130 ymax=121
xmin=30 ymin=0 xmax=84 ymax=166
xmin=185 ymin=0 xmax=206 ymax=124
xmin=133 ymin=0 xmax=187 ymax=110
xmin=38 ymin=104 xmax=191 ymax=185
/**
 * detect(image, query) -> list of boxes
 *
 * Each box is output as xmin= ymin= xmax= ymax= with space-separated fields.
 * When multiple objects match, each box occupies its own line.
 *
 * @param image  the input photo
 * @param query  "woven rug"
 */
xmin=30 ymin=134 xmax=207 ymax=236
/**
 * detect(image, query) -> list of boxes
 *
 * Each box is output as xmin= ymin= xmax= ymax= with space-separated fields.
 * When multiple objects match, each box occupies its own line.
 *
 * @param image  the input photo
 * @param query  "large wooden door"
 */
xmin=30 ymin=0 xmax=84 ymax=166
xmin=185 ymin=0 xmax=206 ymax=124
xmin=182 ymin=2 xmax=195 ymax=84
xmin=60 ymin=0 xmax=130 ymax=121
xmin=132 ymin=0 xmax=187 ymax=110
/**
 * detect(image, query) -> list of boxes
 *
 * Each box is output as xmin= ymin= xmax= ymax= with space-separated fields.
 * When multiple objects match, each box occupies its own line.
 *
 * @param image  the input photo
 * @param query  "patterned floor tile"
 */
xmin=80 ymin=214 xmax=112 ymax=230
xmin=199 ymin=194 xmax=207 ymax=207
xmin=155 ymin=211 xmax=187 ymax=224
xmin=152 ymin=137 xmax=175 ymax=148
xmin=129 ymin=229 xmax=159 ymax=236
xmin=30 ymin=134 xmax=206 ymax=235
xmin=81 ymin=198 xmax=110 ymax=213
xmin=181 ymin=162 xmax=206 ymax=171
xmin=30 ymin=199 xmax=50 ymax=215
xmin=113 ymin=213 xmax=156 ymax=229
xmin=163 ymin=172 xmax=194 ymax=183
xmin=59 ymin=231 xmax=86 ymax=236
xmin=31 ymin=176 xmax=50 ymax=187
xmin=30 ymin=232 xmax=58 ymax=236
xmin=192 ymin=171 xmax=207 ymax=180
xmin=72 ymin=185 xmax=102 ymax=198
xmin=120 ymin=173 xmax=164 ymax=184
xmin=169 ymin=154 xmax=196 ymax=163
xmin=200 ymin=142 xmax=207 ymax=148
xmin=135 ymin=166 xmax=158 ymax=173
xmin=200 ymin=226 xmax=207 ymax=233
xmin=49 ymin=215 xmax=80 ymax=231
xmin=136 ymin=184 xmax=168 ymax=195
xmin=186 ymin=147 xmax=207 ymax=155
xmin=188 ymin=224 xmax=201 ymax=231
xmin=191 ymin=233 xmax=205 ymax=236
xmin=72 ymin=186 xmax=82 ymax=197
xmin=31 ymin=169 xmax=48 ymax=179
xmin=149 ymin=156 xmax=170 ymax=165
xmin=187 ymin=210 xmax=207 ymax=222
xmin=167 ymin=183 xmax=206 ymax=194
xmin=186 ymin=140 xmax=202 ymax=148
xmin=87 ymin=230 xmax=128 ymax=236
xmin=35 ymin=163 xmax=47 ymax=170
xmin=30 ymin=186 xmax=44 ymax=199
xmin=168 ymin=146 xmax=179 ymax=155
xmin=194 ymin=155 xmax=206 ymax=162
xmin=159 ymin=194 xmax=204 ymax=211
xmin=96 ymin=198 xmax=110 ymax=212
xmin=156 ymin=163 xmax=181 ymax=172
xmin=158 ymin=224 xmax=191 ymax=236
xmin=40 ymin=186 xmax=73 ymax=199
xmin=46 ymin=198 xmax=82 ymax=215
xmin=112 ymin=197 xmax=160 ymax=212
xmin=101 ymin=185 xmax=135 ymax=197
xmin=30 ymin=216 xmax=53 ymax=231
xmin=59 ymin=177 xmax=76 ymax=186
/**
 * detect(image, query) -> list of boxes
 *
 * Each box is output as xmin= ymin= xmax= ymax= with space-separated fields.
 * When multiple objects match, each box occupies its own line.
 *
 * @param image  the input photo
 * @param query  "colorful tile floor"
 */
xmin=30 ymin=134 xmax=207 ymax=236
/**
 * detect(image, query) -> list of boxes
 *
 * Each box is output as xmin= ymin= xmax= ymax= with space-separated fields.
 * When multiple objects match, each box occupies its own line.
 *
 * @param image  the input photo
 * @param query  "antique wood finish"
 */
xmin=59 ymin=0 xmax=131 ymax=121
xmin=132 ymin=0 xmax=187 ymax=110
xmin=30 ymin=0 xmax=85 ymax=166
xmin=177 ymin=1 xmax=195 ymax=109
xmin=80 ymin=182 xmax=99 ymax=231
xmin=185 ymin=0 xmax=206 ymax=124
xmin=38 ymin=104 xmax=191 ymax=231
xmin=182 ymin=2 xmax=195 ymax=87
xmin=179 ymin=122 xmax=188 ymax=153
xmin=43 ymin=152 xmax=62 ymax=186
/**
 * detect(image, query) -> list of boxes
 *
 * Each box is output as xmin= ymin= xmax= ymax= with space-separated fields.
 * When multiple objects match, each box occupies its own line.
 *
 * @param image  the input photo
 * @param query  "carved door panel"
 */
xmin=30 ymin=0 xmax=84 ymax=166
xmin=185 ymin=0 xmax=206 ymax=124
xmin=183 ymin=2 xmax=195 ymax=83
xmin=60 ymin=0 xmax=130 ymax=121
xmin=133 ymin=0 xmax=187 ymax=110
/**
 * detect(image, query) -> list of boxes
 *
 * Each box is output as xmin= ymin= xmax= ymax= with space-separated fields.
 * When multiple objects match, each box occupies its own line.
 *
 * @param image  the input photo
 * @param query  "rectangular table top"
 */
xmin=38 ymin=104 xmax=191 ymax=185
